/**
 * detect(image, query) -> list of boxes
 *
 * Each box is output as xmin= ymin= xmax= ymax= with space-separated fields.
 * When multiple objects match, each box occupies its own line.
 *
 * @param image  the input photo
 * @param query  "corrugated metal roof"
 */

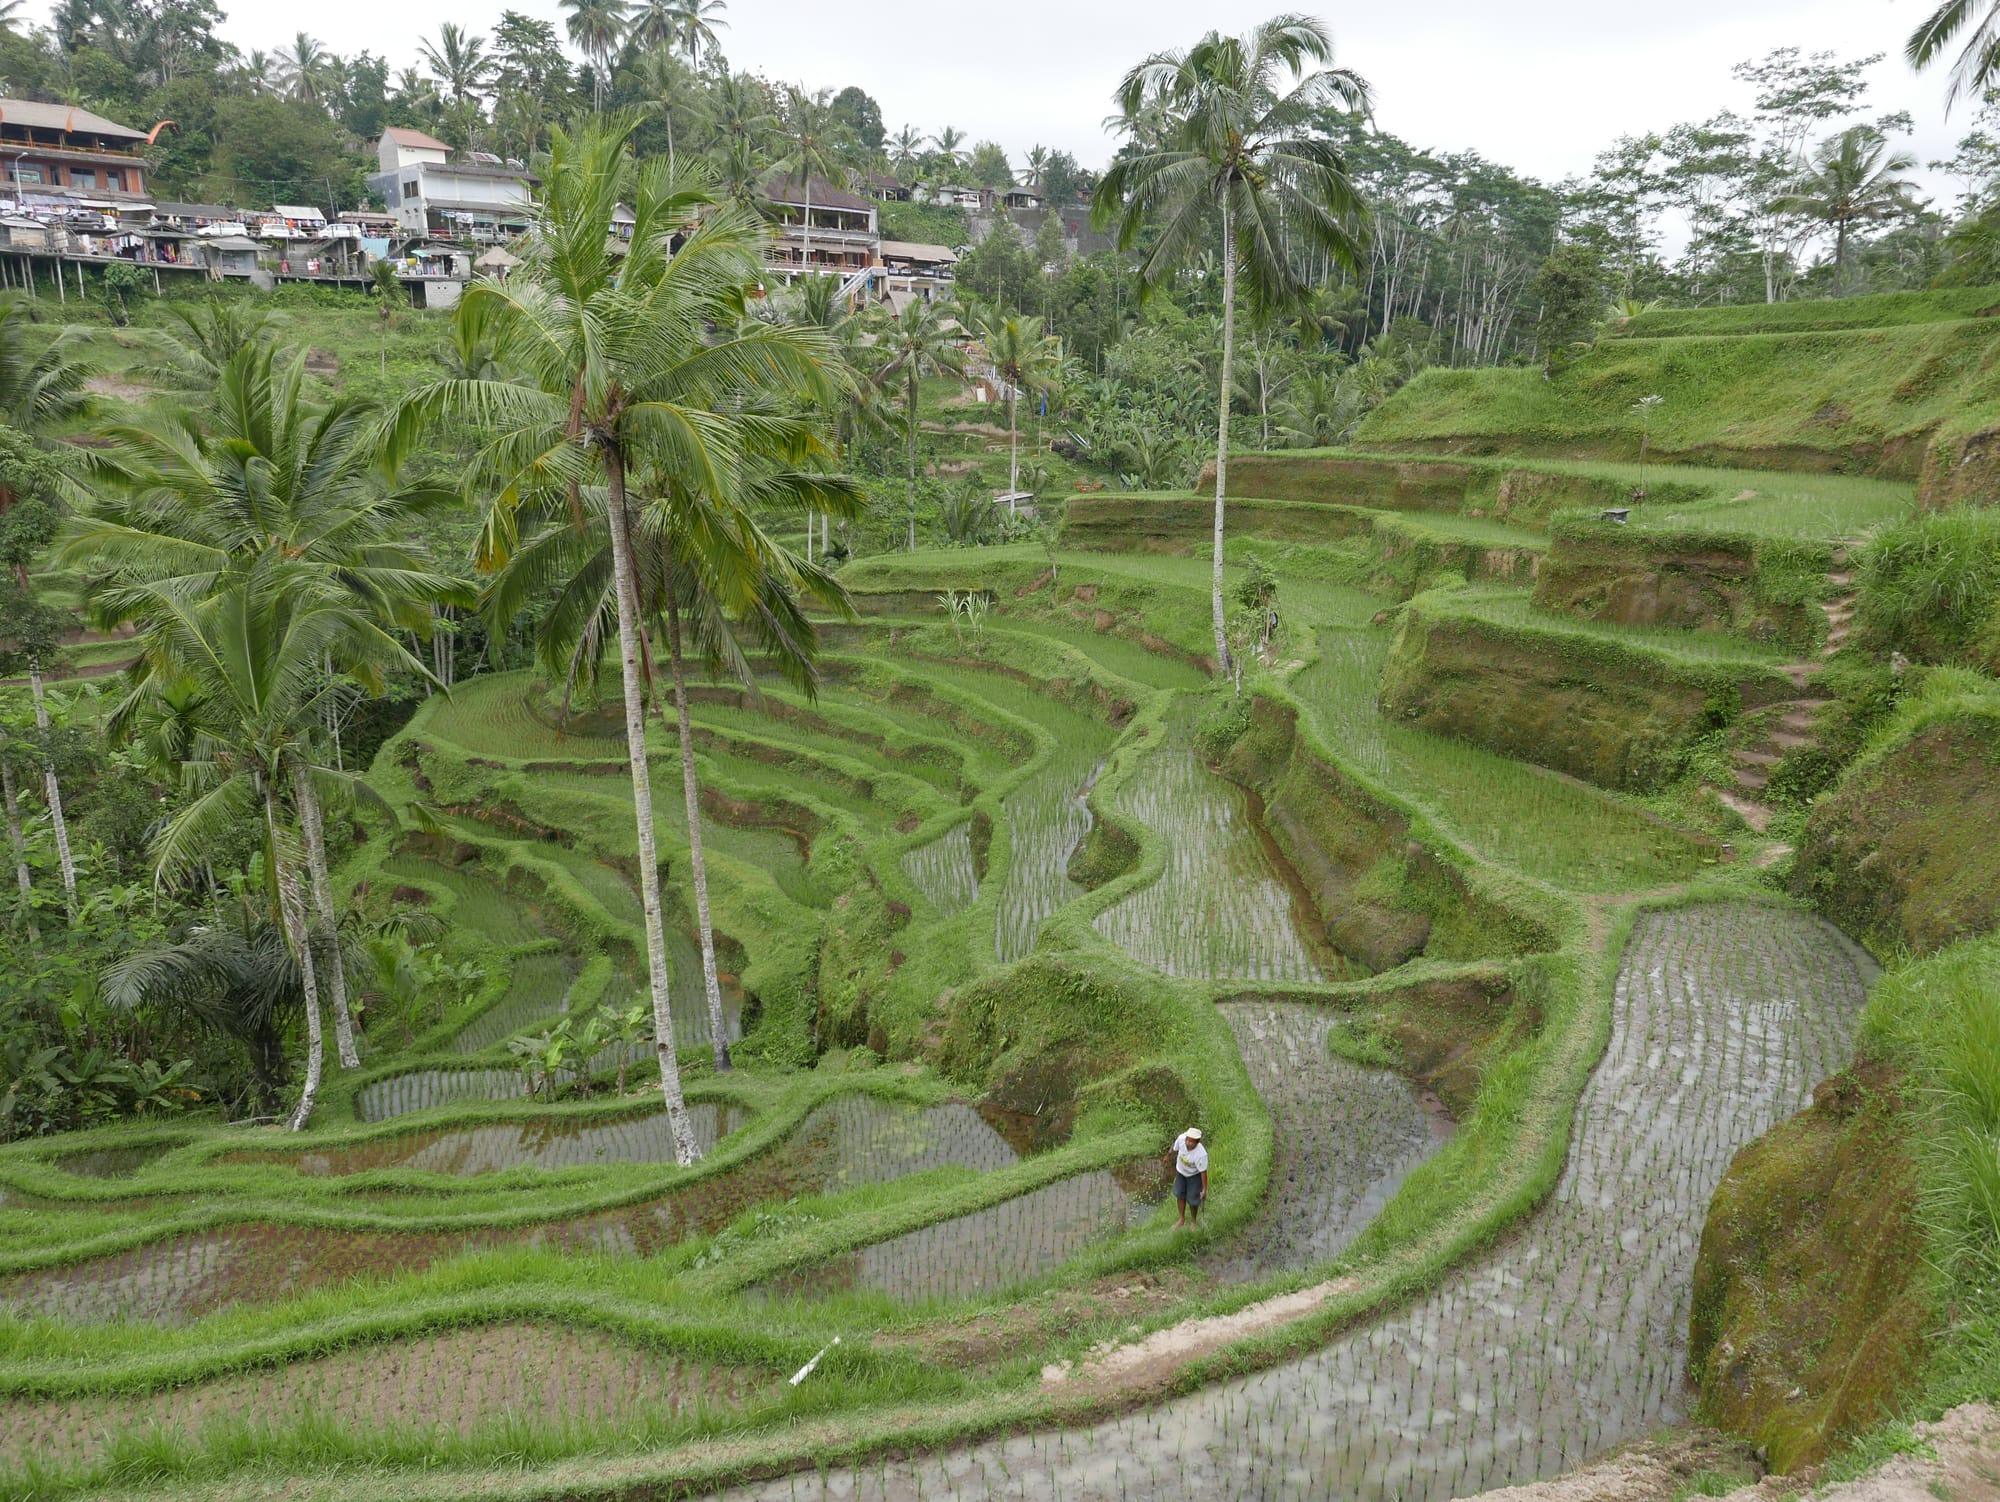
xmin=880 ymin=240 xmax=957 ymax=263
xmin=763 ymin=174 xmax=873 ymax=214
xmin=0 ymin=98 xmax=146 ymax=140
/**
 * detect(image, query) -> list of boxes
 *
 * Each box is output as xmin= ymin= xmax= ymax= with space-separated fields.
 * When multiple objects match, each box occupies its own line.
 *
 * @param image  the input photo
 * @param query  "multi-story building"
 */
xmin=0 ymin=99 xmax=152 ymax=205
xmin=762 ymin=173 xmax=879 ymax=280
xmin=368 ymin=128 xmax=535 ymax=243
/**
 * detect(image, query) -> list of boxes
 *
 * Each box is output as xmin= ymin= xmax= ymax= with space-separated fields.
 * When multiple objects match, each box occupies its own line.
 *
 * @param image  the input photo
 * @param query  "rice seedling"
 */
xmin=902 ymin=823 xmax=980 ymax=919
xmin=1094 ymin=705 xmax=1355 ymax=982
xmin=721 ymin=903 xmax=1874 ymax=1501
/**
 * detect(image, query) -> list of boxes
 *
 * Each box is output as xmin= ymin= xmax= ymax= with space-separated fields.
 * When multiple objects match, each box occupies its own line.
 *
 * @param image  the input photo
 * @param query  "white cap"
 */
xmin=1184 ymin=1127 xmax=1201 ymax=1141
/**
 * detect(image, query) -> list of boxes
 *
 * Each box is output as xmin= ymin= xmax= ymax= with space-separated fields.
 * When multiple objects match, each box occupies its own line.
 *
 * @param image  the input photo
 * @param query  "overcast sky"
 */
xmin=63 ymin=0 xmax=1983 ymax=200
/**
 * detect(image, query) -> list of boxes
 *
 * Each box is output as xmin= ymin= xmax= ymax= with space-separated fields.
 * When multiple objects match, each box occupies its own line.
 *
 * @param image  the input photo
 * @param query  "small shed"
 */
xmin=198 ymin=235 xmax=262 ymax=276
xmin=0 ymin=216 xmax=47 ymax=250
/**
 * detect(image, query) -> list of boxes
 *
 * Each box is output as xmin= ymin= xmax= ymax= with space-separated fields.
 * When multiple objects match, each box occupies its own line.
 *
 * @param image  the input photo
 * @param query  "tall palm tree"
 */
xmin=674 ymin=0 xmax=727 ymax=67
xmin=888 ymin=124 xmax=923 ymax=176
xmin=1769 ymin=127 xmax=1922 ymax=296
xmin=1095 ymin=14 xmax=1370 ymax=675
xmin=930 ymin=125 xmax=966 ymax=177
xmin=625 ymin=0 xmax=683 ymax=55
xmin=875 ymin=299 xmax=965 ymax=550
xmin=977 ymin=311 xmax=1060 ymax=498
xmin=489 ymin=464 xmax=858 ymax=1072
xmin=133 ymin=297 xmax=278 ymax=394
xmin=708 ymin=70 xmax=774 ymax=155
xmin=126 ymin=558 xmax=426 ymax=1129
xmin=1908 ymin=0 xmax=2000 ymax=108
xmin=771 ymin=88 xmax=850 ymax=278
xmin=561 ymin=0 xmax=632 ymax=108
xmin=396 ymin=119 xmax=850 ymax=1124
xmin=274 ymin=32 xmax=332 ymax=107
xmin=0 ymin=585 xmax=77 ymax=918
xmin=420 ymin=23 xmax=494 ymax=107
xmin=1023 ymin=144 xmax=1051 ymax=191
xmin=64 ymin=347 xmax=464 ymax=1069
xmin=634 ymin=47 xmax=702 ymax=158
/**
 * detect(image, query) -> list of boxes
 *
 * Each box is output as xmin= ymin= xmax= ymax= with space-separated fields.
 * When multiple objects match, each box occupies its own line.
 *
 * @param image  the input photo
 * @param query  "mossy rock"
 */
xmin=1792 ymin=721 xmax=2000 ymax=956
xmin=1689 ymin=1063 xmax=1934 ymax=1471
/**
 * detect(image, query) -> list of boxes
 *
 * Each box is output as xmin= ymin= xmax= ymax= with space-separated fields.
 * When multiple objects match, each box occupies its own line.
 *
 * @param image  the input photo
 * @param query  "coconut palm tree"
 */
xmin=880 ymin=296 xmax=964 ymax=548
xmin=420 ymin=23 xmax=494 ymax=108
xmin=64 ymin=346 xmax=464 ymax=1069
xmin=977 ymin=311 xmax=1060 ymax=498
xmin=771 ymin=88 xmax=850 ymax=278
xmin=634 ymin=47 xmax=702 ymax=158
xmin=122 ymin=555 xmax=426 ymax=1127
xmin=930 ymin=125 xmax=966 ymax=177
xmin=673 ymin=0 xmax=727 ymax=68
xmin=132 ymin=296 xmax=277 ymax=394
xmin=1095 ymin=14 xmax=1370 ymax=676
xmin=0 ymin=298 xmax=91 ymax=529
xmin=1023 ymin=145 xmax=1051 ymax=192
xmin=708 ymin=70 xmax=774 ymax=155
xmin=395 ymin=118 xmax=850 ymax=1125
xmin=626 ymin=0 xmax=682 ymax=54
xmin=1769 ymin=126 xmax=1922 ymax=296
xmin=562 ymin=0 xmax=632 ymax=108
xmin=889 ymin=125 xmax=924 ymax=175
xmin=274 ymin=32 xmax=333 ymax=106
xmin=1908 ymin=0 xmax=2000 ymax=108
xmin=488 ymin=460 xmax=857 ymax=1071
xmin=0 ymin=585 xmax=77 ymax=919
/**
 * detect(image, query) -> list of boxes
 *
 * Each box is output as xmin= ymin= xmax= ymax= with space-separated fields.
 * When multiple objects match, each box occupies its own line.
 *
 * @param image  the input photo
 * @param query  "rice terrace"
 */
xmin=0 ymin=2 xmax=1998 ymax=1501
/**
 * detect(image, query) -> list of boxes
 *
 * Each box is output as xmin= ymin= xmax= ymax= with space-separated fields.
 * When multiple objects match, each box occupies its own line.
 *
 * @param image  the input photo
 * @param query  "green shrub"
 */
xmin=1858 ymin=508 xmax=2000 ymax=666
xmin=1192 ymin=691 xmax=1251 ymax=763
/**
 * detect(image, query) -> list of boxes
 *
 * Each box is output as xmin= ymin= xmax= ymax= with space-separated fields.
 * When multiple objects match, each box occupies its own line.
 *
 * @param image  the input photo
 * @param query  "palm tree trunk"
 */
xmin=907 ymin=371 xmax=919 ymax=550
xmin=27 ymin=665 xmax=76 ymax=919
xmin=1210 ymin=202 xmax=1237 ymax=677
xmin=1834 ymin=217 xmax=1848 ymax=297
xmin=602 ymin=442 xmax=701 ymax=1166
xmin=802 ymin=180 xmax=814 ymax=276
xmin=2 ymin=757 xmax=33 ymax=931
xmin=663 ymin=567 xmax=731 ymax=1071
xmin=271 ymin=786 xmax=326 ymax=1133
xmin=292 ymin=759 xmax=360 ymax=1069
xmin=1008 ymin=386 xmax=1019 ymax=495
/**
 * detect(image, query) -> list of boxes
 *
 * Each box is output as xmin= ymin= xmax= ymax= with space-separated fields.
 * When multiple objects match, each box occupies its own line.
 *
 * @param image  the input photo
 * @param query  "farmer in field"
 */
xmin=1169 ymin=1126 xmax=1208 ymax=1228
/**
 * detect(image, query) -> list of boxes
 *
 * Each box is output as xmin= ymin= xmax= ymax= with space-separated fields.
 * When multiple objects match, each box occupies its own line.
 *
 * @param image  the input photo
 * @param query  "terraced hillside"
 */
xmin=0 ymin=404 xmax=1969 ymax=1502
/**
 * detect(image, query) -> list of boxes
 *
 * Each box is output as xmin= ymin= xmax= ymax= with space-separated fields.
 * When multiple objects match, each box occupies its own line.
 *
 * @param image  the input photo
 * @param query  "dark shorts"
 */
xmin=1173 ymin=1171 xmax=1205 ymax=1207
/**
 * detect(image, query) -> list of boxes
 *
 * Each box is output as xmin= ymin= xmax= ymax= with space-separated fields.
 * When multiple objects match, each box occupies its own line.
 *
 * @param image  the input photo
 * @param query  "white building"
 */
xmin=368 ymin=130 xmax=535 ymax=243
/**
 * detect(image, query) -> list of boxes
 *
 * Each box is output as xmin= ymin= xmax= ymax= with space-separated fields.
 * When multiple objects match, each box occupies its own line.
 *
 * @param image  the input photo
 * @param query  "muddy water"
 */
xmin=902 ymin=823 xmax=980 ymax=919
xmin=723 ymin=904 xmax=1875 ymax=1501
xmin=1203 ymin=1004 xmax=1451 ymax=1285
xmin=0 ymin=1101 xmax=1016 ymax=1326
xmin=49 ymin=1142 xmax=179 ymax=1179
xmin=1094 ymin=709 xmax=1358 ymax=983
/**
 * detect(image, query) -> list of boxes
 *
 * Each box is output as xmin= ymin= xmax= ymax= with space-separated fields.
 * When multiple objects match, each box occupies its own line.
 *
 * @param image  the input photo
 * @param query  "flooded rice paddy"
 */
xmin=1094 ymin=709 xmax=1355 ymax=982
xmin=750 ymin=1167 xmax=1145 ymax=1306
xmin=0 ymin=1099 xmax=1026 ymax=1326
xmin=902 ymin=823 xmax=980 ymax=918
xmin=0 ymin=1322 xmax=774 ymax=1476
xmin=449 ymin=949 xmax=576 ymax=1056
xmin=724 ymin=903 xmax=1873 ymax=1501
xmin=227 ymin=1103 xmax=751 ymax=1178
xmin=1204 ymin=1004 xmax=1450 ymax=1285
xmin=49 ymin=1143 xmax=179 ymax=1179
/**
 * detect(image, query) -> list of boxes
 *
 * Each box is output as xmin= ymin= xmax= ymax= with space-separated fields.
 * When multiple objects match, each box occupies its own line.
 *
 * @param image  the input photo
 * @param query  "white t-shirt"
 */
xmin=1173 ymin=1134 xmax=1208 ymax=1177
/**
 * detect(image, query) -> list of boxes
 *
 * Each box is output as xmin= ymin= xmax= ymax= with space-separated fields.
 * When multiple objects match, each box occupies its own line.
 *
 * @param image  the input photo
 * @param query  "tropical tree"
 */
xmin=771 ymin=87 xmax=849 ymax=275
xmin=888 ymin=125 xmax=924 ymax=175
xmin=101 ymin=896 xmax=308 ymax=1117
xmin=0 ymin=585 xmax=77 ymax=918
xmin=634 ymin=47 xmax=702 ymax=158
xmin=274 ymin=32 xmax=333 ymax=106
xmin=1023 ymin=145 xmax=1051 ymax=191
xmin=118 ymin=558 xmax=426 ymax=1128
xmin=64 ymin=346 xmax=464 ymax=1068
xmin=396 ymin=118 xmax=853 ymax=1139
xmin=0 ymin=297 xmax=90 ymax=534
xmin=1769 ymin=126 xmax=1922 ymax=294
xmin=875 ymin=299 xmax=965 ymax=550
xmin=1095 ymin=14 xmax=1371 ymax=674
xmin=626 ymin=0 xmax=684 ymax=54
xmin=561 ymin=0 xmax=632 ymax=108
xmin=977 ymin=311 xmax=1060 ymax=497
xmin=930 ymin=125 xmax=966 ymax=176
xmin=1908 ymin=0 xmax=2000 ymax=108
xmin=673 ymin=0 xmax=727 ymax=67
xmin=420 ymin=23 xmax=494 ymax=107
xmin=133 ymin=296 xmax=278 ymax=393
